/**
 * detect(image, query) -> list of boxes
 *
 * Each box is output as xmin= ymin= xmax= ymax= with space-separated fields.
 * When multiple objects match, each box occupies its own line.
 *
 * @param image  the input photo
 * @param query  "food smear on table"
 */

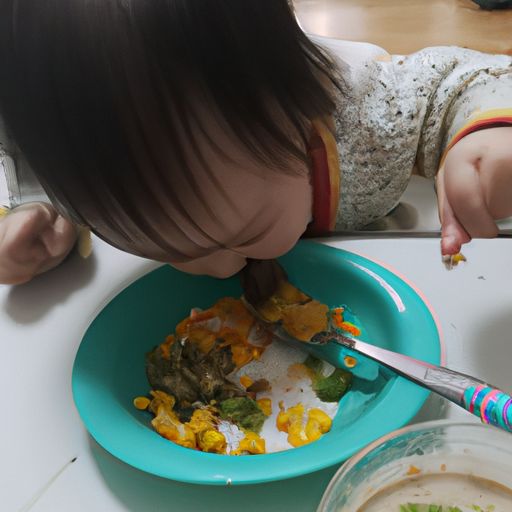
xmin=442 ymin=252 xmax=467 ymax=270
xmin=135 ymin=293 xmax=361 ymax=455
xmin=357 ymin=473 xmax=512 ymax=511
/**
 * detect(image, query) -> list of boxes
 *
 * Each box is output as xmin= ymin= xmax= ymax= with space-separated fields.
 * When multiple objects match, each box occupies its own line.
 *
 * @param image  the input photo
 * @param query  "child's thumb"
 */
xmin=39 ymin=214 xmax=77 ymax=258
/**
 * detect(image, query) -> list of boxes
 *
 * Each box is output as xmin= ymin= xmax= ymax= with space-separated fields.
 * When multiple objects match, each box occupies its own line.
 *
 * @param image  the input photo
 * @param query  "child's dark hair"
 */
xmin=0 ymin=0 xmax=340 ymax=260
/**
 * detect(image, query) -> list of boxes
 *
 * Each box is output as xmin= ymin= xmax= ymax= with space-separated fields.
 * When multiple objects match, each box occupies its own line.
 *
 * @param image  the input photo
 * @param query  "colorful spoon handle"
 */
xmin=319 ymin=332 xmax=512 ymax=433
xmin=462 ymin=385 xmax=512 ymax=431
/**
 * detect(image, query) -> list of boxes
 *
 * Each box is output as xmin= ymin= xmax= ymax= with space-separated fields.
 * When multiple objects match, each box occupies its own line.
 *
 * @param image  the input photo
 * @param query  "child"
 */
xmin=0 ymin=0 xmax=511 ymax=285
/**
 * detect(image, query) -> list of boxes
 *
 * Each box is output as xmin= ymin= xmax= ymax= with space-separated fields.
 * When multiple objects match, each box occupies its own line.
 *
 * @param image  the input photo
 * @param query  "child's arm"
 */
xmin=437 ymin=126 xmax=512 ymax=255
xmin=312 ymin=40 xmax=511 ymax=240
xmin=0 ymin=120 xmax=78 ymax=284
xmin=393 ymin=47 xmax=512 ymax=254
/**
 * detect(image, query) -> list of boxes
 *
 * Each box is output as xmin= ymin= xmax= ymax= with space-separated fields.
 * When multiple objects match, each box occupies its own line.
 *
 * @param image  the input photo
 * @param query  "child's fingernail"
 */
xmin=52 ymin=215 xmax=69 ymax=234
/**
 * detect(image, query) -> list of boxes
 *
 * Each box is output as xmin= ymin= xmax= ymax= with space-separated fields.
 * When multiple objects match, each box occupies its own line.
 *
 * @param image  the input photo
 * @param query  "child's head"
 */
xmin=0 ymin=0 xmax=339 ymax=276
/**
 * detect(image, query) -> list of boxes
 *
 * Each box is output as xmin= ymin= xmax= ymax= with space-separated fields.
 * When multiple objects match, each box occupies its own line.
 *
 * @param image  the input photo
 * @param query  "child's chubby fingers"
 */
xmin=0 ymin=203 xmax=55 ymax=266
xmin=0 ymin=202 xmax=77 ymax=284
xmin=439 ymin=200 xmax=470 ymax=256
xmin=436 ymin=164 xmax=471 ymax=256
xmin=39 ymin=213 xmax=78 ymax=260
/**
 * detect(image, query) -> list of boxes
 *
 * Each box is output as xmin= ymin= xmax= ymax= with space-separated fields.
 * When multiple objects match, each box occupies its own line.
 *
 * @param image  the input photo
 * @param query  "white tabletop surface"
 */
xmin=2 ymin=232 xmax=512 ymax=512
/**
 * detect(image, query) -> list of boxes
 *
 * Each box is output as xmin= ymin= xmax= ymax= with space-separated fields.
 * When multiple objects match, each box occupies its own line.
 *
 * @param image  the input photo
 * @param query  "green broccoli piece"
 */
xmin=313 ymin=367 xmax=352 ymax=402
xmin=219 ymin=397 xmax=266 ymax=433
xmin=302 ymin=355 xmax=352 ymax=402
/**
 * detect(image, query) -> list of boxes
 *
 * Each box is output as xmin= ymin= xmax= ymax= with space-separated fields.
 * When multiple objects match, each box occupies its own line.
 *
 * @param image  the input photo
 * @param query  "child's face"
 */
xmin=131 ymin=104 xmax=314 ymax=278
xmin=57 ymin=96 xmax=314 ymax=277
xmin=103 ymin=110 xmax=314 ymax=278
xmin=165 ymin=161 xmax=313 ymax=278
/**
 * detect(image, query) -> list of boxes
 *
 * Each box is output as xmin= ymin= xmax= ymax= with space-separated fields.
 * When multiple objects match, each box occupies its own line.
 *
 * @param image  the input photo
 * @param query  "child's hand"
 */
xmin=0 ymin=202 xmax=77 ymax=285
xmin=436 ymin=127 xmax=512 ymax=255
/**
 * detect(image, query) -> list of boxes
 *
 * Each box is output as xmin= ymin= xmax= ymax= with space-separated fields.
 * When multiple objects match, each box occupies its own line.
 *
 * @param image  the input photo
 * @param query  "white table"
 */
xmin=2 ymin=234 xmax=512 ymax=512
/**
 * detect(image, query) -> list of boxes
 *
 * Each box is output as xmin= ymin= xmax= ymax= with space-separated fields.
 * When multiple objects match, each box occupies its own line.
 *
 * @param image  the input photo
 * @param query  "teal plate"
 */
xmin=72 ymin=241 xmax=442 ymax=485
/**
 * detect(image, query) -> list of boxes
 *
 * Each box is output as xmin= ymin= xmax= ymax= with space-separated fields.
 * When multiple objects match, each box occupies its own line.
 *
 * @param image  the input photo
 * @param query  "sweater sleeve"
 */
xmin=0 ymin=113 xmax=49 ymax=213
xmin=391 ymin=47 xmax=512 ymax=177
xmin=305 ymin=38 xmax=512 ymax=230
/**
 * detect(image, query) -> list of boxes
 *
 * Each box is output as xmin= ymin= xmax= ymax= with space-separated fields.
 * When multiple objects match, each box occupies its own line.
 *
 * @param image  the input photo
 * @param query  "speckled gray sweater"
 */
xmin=315 ymin=38 xmax=512 ymax=230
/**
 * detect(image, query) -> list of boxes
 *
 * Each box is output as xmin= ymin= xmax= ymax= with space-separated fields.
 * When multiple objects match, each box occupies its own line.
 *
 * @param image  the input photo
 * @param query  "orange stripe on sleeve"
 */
xmin=441 ymin=108 xmax=512 ymax=165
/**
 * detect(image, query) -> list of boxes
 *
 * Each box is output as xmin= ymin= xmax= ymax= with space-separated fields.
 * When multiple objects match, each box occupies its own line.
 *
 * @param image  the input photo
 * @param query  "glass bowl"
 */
xmin=318 ymin=420 xmax=512 ymax=511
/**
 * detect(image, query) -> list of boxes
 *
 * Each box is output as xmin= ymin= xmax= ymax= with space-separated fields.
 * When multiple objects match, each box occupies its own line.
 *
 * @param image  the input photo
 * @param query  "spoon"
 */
xmin=240 ymin=259 xmax=512 ymax=433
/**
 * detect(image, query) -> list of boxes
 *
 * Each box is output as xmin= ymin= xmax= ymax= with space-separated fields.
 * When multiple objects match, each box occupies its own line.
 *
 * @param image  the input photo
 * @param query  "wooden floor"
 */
xmin=294 ymin=0 xmax=512 ymax=55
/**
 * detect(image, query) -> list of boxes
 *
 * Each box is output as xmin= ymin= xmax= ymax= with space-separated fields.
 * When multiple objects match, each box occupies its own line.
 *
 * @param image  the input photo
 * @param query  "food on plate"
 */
xmin=219 ymin=397 xmax=266 ymax=433
xmin=135 ymin=296 xmax=362 ymax=455
xmin=276 ymin=402 xmax=332 ymax=447
xmin=256 ymin=279 xmax=329 ymax=341
xmin=304 ymin=355 xmax=353 ymax=403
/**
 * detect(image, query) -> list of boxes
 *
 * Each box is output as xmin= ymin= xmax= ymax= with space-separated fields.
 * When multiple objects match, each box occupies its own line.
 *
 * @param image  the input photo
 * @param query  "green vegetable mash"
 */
xmin=219 ymin=397 xmax=266 ymax=433
xmin=304 ymin=355 xmax=352 ymax=402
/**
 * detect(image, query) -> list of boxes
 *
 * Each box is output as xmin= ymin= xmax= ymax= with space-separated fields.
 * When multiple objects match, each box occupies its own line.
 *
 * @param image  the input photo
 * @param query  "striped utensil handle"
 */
xmin=320 ymin=333 xmax=512 ymax=433
xmin=463 ymin=385 xmax=512 ymax=431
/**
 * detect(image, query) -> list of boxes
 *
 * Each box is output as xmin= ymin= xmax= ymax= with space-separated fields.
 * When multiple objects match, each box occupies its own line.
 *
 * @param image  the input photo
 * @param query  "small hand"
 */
xmin=436 ymin=127 xmax=512 ymax=255
xmin=0 ymin=202 xmax=77 ymax=284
